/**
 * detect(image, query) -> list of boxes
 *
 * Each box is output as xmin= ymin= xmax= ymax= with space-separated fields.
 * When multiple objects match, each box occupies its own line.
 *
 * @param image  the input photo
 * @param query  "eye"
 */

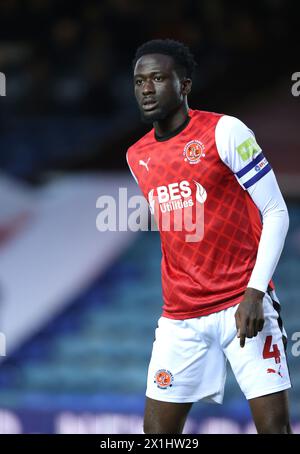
xmin=154 ymin=75 xmax=163 ymax=82
xmin=135 ymin=79 xmax=143 ymax=86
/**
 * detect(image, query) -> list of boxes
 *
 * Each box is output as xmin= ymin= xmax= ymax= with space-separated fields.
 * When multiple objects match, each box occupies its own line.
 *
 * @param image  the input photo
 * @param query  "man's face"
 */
xmin=134 ymin=53 xmax=186 ymax=124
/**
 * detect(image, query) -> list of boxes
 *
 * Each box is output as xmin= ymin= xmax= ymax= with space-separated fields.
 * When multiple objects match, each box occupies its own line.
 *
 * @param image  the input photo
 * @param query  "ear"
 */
xmin=181 ymin=78 xmax=192 ymax=96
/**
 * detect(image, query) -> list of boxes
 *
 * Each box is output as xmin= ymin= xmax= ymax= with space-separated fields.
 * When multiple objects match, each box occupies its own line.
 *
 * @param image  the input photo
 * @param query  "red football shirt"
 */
xmin=127 ymin=109 xmax=271 ymax=319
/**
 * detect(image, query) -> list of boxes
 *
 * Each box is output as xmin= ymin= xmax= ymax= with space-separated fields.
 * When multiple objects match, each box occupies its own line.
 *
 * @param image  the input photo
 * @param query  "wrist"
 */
xmin=245 ymin=287 xmax=265 ymax=301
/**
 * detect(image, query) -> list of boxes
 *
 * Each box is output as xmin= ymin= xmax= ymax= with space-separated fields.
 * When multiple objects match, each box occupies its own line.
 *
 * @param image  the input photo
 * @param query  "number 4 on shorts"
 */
xmin=263 ymin=335 xmax=281 ymax=364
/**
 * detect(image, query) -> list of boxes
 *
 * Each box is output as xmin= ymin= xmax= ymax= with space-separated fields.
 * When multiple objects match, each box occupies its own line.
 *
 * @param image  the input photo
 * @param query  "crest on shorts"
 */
xmin=154 ymin=369 xmax=174 ymax=389
xmin=183 ymin=140 xmax=205 ymax=164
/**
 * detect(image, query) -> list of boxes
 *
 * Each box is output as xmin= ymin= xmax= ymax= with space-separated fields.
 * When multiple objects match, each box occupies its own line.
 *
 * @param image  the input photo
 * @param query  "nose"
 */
xmin=142 ymin=79 xmax=155 ymax=95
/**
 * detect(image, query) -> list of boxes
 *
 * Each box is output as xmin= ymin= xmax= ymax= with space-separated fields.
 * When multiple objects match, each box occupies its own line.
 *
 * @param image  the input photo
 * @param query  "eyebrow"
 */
xmin=134 ymin=71 xmax=166 ymax=78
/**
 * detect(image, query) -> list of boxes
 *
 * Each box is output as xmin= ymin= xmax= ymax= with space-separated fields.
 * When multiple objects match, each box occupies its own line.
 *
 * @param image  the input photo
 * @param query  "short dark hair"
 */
xmin=133 ymin=39 xmax=197 ymax=79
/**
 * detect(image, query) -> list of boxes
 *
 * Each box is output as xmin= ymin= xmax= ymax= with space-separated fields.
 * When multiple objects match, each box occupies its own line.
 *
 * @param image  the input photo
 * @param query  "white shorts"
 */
xmin=146 ymin=291 xmax=291 ymax=404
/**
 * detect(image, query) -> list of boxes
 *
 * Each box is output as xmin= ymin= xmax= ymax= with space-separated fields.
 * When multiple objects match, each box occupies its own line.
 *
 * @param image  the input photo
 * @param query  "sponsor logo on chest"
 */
xmin=148 ymin=180 xmax=207 ymax=214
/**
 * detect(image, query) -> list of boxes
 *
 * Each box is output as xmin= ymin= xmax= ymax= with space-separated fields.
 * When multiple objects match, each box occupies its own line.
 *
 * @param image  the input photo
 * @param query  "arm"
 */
xmin=215 ymin=116 xmax=289 ymax=347
xmin=235 ymin=171 xmax=289 ymax=347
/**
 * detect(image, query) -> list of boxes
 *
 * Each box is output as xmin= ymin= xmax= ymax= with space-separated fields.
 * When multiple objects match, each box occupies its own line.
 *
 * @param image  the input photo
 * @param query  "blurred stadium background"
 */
xmin=0 ymin=0 xmax=299 ymax=434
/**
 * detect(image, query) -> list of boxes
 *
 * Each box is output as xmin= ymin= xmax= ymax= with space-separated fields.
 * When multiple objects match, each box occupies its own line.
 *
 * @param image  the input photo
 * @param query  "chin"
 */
xmin=140 ymin=108 xmax=166 ymax=124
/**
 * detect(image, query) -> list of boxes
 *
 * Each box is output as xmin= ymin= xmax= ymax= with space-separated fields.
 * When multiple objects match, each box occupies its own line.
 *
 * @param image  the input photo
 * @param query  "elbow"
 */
xmin=262 ymin=204 xmax=289 ymax=237
xmin=278 ymin=205 xmax=289 ymax=237
xmin=284 ymin=206 xmax=289 ymax=236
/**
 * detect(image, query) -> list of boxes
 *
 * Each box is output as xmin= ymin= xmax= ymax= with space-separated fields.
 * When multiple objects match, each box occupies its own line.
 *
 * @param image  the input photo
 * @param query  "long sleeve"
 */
xmin=246 ymin=171 xmax=289 ymax=292
xmin=215 ymin=115 xmax=289 ymax=293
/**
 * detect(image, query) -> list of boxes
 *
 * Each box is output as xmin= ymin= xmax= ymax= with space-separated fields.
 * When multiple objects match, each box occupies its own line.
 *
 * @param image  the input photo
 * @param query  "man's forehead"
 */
xmin=134 ymin=53 xmax=175 ymax=75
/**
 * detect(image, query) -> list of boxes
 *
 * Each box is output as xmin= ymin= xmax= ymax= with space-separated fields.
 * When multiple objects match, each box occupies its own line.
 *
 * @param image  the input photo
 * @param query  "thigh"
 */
xmin=248 ymin=390 xmax=292 ymax=434
xmin=144 ymin=397 xmax=192 ymax=434
xmin=146 ymin=316 xmax=227 ymax=405
xmin=223 ymin=294 xmax=291 ymax=401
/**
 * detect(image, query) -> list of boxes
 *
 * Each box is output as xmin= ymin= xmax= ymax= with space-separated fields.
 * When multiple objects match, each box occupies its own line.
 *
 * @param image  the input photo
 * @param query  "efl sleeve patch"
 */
xmin=235 ymin=152 xmax=272 ymax=189
xmin=236 ymin=137 xmax=262 ymax=161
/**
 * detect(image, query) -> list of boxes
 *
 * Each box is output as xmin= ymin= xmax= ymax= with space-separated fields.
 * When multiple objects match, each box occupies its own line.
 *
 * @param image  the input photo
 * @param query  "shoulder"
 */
xmin=214 ymin=114 xmax=263 ymax=177
xmin=191 ymin=108 xmax=224 ymax=125
xmin=215 ymin=115 xmax=251 ymax=137
xmin=215 ymin=115 xmax=259 ymax=160
xmin=215 ymin=115 xmax=259 ymax=150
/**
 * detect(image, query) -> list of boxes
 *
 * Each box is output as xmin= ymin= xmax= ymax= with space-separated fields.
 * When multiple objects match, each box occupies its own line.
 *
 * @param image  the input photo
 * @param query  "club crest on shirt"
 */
xmin=183 ymin=140 xmax=205 ymax=164
xmin=154 ymin=369 xmax=174 ymax=389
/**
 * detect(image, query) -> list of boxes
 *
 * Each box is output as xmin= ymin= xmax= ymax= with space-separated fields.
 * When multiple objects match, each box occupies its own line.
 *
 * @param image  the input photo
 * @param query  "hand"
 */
xmin=235 ymin=287 xmax=265 ymax=348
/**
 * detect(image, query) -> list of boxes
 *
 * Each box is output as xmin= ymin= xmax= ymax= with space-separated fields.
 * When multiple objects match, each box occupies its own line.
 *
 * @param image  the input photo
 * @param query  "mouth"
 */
xmin=142 ymin=99 xmax=158 ymax=111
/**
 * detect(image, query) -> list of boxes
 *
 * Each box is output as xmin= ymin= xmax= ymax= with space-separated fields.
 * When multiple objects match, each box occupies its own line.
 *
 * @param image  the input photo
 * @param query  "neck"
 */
xmin=154 ymin=101 xmax=189 ymax=138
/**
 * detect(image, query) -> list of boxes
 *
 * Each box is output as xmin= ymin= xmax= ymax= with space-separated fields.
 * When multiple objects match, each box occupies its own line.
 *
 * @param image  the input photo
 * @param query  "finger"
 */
xmin=240 ymin=331 xmax=246 ymax=348
xmin=253 ymin=318 xmax=263 ymax=337
xmin=252 ymin=319 xmax=259 ymax=338
xmin=257 ymin=318 xmax=265 ymax=332
xmin=247 ymin=317 xmax=263 ymax=339
xmin=246 ymin=328 xmax=253 ymax=338
xmin=246 ymin=321 xmax=255 ymax=338
xmin=239 ymin=320 xmax=247 ymax=348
